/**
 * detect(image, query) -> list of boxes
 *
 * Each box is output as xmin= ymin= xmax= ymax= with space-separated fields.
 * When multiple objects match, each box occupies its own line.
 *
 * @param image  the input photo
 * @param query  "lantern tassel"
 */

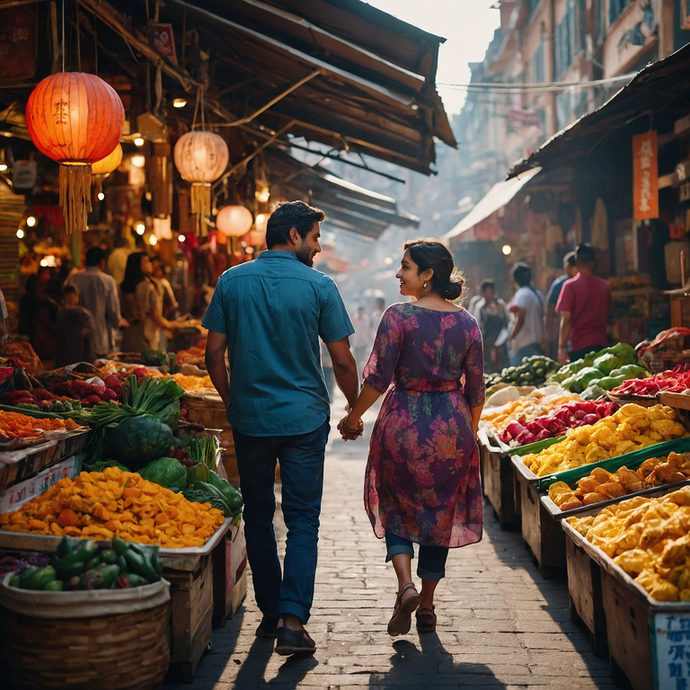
xmin=59 ymin=164 xmax=92 ymax=235
xmin=191 ymin=182 xmax=211 ymax=237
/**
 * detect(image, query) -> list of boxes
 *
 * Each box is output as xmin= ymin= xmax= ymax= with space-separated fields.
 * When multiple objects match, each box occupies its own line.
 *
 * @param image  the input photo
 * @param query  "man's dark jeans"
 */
xmin=232 ymin=419 xmax=330 ymax=625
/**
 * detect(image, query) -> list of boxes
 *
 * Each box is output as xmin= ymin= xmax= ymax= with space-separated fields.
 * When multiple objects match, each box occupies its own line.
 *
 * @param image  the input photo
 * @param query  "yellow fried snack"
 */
xmin=522 ymin=404 xmax=687 ymax=477
xmin=567 ymin=487 xmax=690 ymax=601
xmin=0 ymin=466 xmax=225 ymax=548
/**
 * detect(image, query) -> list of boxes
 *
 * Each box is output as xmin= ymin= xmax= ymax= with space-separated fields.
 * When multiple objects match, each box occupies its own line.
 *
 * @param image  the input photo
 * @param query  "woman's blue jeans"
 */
xmin=385 ymin=532 xmax=449 ymax=582
xmin=233 ymin=419 xmax=330 ymax=625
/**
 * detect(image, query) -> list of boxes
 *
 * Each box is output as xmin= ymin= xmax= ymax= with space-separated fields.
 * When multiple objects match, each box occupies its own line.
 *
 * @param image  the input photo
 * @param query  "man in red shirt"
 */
xmin=556 ymin=244 xmax=612 ymax=364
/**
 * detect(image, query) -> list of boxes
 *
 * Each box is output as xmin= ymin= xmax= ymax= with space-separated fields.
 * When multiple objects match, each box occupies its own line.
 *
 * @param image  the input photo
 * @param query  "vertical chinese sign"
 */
xmin=633 ymin=130 xmax=659 ymax=221
xmin=0 ymin=6 xmax=37 ymax=84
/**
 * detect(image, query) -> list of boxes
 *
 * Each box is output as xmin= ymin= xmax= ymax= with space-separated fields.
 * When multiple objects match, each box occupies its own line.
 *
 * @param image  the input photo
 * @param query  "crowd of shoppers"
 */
xmin=16 ymin=238 xmax=186 ymax=367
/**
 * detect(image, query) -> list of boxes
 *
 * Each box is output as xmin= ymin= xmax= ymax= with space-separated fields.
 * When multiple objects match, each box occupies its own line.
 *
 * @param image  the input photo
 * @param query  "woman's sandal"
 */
xmin=416 ymin=606 xmax=437 ymax=633
xmin=387 ymin=582 xmax=421 ymax=637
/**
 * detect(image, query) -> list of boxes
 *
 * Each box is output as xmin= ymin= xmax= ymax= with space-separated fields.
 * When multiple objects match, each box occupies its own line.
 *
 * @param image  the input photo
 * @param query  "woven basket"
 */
xmin=1 ymin=578 xmax=170 ymax=690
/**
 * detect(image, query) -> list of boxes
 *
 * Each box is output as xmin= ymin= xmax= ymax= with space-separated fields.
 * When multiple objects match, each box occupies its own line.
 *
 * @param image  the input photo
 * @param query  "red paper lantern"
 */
xmin=25 ymin=72 xmax=124 ymax=235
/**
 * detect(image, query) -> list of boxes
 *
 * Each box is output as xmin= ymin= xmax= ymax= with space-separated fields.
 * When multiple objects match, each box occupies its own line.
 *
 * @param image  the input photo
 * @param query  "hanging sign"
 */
xmin=633 ymin=130 xmax=659 ymax=220
xmin=153 ymin=24 xmax=177 ymax=65
xmin=0 ymin=6 xmax=37 ymax=83
xmin=12 ymin=160 xmax=37 ymax=189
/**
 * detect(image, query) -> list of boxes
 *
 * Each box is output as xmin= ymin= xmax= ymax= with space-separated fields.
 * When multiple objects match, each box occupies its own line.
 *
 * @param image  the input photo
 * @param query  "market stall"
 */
xmin=0 ymin=361 xmax=246 ymax=685
xmin=477 ymin=329 xmax=690 ymax=685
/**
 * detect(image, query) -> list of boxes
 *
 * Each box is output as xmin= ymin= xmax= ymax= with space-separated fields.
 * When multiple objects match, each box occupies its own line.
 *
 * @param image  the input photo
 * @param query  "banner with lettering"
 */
xmin=633 ymin=130 xmax=659 ymax=221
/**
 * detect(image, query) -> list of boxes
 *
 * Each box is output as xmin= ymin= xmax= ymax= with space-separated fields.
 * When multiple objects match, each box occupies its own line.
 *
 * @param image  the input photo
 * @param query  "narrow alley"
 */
xmin=167 ymin=410 xmax=617 ymax=690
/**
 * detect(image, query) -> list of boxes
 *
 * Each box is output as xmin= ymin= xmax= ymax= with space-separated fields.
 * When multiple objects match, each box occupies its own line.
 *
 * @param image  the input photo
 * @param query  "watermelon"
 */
xmin=104 ymin=415 xmax=173 ymax=471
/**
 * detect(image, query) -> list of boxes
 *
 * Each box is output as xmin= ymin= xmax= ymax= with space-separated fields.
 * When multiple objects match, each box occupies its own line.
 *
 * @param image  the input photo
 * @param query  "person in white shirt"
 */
xmin=107 ymin=237 xmax=130 ymax=287
xmin=351 ymin=306 xmax=371 ymax=368
xmin=508 ymin=263 xmax=544 ymax=366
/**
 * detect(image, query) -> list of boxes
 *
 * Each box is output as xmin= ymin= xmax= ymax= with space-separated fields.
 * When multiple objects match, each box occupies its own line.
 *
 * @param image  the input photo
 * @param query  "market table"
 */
xmin=477 ymin=428 xmax=518 ymax=528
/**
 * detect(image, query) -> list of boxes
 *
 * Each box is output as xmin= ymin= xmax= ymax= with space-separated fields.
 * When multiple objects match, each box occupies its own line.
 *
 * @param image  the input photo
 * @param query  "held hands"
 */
xmin=338 ymin=413 xmax=363 ymax=441
xmin=558 ymin=346 xmax=570 ymax=365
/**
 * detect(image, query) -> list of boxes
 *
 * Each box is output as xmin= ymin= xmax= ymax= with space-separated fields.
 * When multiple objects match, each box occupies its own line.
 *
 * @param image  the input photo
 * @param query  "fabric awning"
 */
xmin=265 ymin=149 xmax=420 ymax=239
xmin=442 ymin=167 xmax=541 ymax=243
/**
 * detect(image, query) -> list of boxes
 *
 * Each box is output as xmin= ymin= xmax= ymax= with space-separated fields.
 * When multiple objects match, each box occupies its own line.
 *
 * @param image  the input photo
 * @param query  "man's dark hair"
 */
xmin=266 ymin=200 xmax=325 ymax=249
xmin=114 ymin=236 xmax=129 ymax=249
xmin=85 ymin=246 xmax=106 ymax=267
xmin=512 ymin=263 xmax=532 ymax=287
xmin=575 ymin=243 xmax=596 ymax=266
xmin=564 ymin=251 xmax=576 ymax=268
xmin=480 ymin=279 xmax=495 ymax=293
xmin=61 ymin=284 xmax=78 ymax=298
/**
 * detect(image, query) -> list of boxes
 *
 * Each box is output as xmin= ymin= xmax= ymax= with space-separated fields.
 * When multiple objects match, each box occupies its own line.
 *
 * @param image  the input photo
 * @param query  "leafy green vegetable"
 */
xmin=139 ymin=457 xmax=187 ymax=490
xmin=207 ymin=471 xmax=243 ymax=514
xmin=180 ymin=433 xmax=219 ymax=471
xmin=83 ymin=459 xmax=130 ymax=473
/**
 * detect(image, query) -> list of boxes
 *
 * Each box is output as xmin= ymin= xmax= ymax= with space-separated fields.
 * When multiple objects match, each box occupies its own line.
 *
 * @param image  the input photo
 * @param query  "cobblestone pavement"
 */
xmin=167 ymin=408 xmax=617 ymax=690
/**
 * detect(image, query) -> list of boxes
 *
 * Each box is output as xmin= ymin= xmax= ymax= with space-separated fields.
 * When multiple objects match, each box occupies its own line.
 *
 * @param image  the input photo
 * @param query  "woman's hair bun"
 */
xmin=403 ymin=238 xmax=466 ymax=303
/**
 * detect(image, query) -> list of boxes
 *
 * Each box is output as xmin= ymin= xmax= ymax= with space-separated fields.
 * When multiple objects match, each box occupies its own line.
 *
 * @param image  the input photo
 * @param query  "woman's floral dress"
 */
xmin=363 ymin=303 xmax=485 ymax=549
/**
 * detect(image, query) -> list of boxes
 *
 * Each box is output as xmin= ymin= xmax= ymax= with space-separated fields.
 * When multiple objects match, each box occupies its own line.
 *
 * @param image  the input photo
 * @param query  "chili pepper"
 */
xmin=99 ymin=549 xmax=118 ymax=565
xmin=124 ymin=543 xmax=159 ymax=581
xmin=52 ymin=539 xmax=99 ymax=579
xmin=117 ymin=572 xmax=149 ymax=587
xmin=20 ymin=565 xmax=57 ymax=590
xmin=44 ymin=580 xmax=64 ymax=591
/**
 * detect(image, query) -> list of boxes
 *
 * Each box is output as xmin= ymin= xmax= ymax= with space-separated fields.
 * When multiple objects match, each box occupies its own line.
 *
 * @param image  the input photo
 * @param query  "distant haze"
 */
xmin=366 ymin=0 xmax=500 ymax=115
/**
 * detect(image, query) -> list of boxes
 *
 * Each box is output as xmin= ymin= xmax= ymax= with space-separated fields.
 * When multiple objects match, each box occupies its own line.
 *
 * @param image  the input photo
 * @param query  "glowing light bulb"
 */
xmin=173 ymin=98 xmax=187 ymax=109
xmin=131 ymin=154 xmax=146 ymax=168
xmin=97 ymin=192 xmax=105 ymax=201
xmin=178 ymin=234 xmax=186 ymax=243
xmin=149 ymin=235 xmax=158 ymax=246
xmin=384 ymin=257 xmax=393 ymax=265
xmin=0 ymin=164 xmax=7 ymax=172
xmin=26 ymin=215 xmax=37 ymax=227
xmin=135 ymin=223 xmax=146 ymax=235
xmin=134 ymin=136 xmax=145 ymax=147
xmin=502 ymin=244 xmax=512 ymax=256
xmin=16 ymin=228 xmax=24 ymax=239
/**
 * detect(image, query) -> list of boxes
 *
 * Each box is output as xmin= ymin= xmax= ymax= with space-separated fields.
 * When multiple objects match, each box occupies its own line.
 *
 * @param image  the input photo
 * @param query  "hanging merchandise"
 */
xmin=216 ymin=205 xmax=253 ymax=237
xmin=173 ymin=88 xmax=229 ymax=237
xmin=25 ymin=72 xmax=124 ymax=235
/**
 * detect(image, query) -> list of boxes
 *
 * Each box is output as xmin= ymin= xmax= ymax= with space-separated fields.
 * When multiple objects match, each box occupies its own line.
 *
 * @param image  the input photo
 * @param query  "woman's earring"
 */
xmin=423 ymin=281 xmax=427 ymax=289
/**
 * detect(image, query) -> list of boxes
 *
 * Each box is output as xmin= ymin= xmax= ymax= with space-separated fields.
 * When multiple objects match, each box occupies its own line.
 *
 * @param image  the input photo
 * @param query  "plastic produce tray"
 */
xmin=512 ymin=436 xmax=690 ymax=491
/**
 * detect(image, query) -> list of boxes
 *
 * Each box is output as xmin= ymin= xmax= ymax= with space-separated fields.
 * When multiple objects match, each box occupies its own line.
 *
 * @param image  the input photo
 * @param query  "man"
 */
xmin=66 ymin=246 xmax=128 ymax=358
xmin=508 ymin=263 xmax=544 ymax=366
xmin=545 ymin=252 xmax=577 ymax=359
xmin=474 ymin=280 xmax=509 ymax=374
xmin=107 ymin=236 xmax=130 ymax=286
xmin=203 ymin=201 xmax=359 ymax=656
xmin=351 ymin=305 xmax=370 ymax=368
xmin=556 ymin=243 xmax=612 ymax=363
xmin=54 ymin=285 xmax=96 ymax=366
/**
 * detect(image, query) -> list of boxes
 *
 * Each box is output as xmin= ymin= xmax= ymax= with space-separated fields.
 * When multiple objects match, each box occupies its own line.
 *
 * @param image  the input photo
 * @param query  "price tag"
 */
xmin=655 ymin=613 xmax=690 ymax=689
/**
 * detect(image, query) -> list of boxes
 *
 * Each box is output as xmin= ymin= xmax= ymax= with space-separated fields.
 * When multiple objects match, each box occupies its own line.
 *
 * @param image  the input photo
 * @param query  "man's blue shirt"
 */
xmin=202 ymin=250 xmax=354 ymax=437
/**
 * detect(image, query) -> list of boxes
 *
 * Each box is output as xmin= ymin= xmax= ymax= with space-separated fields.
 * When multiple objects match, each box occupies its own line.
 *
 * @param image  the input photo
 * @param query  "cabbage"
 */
xmin=139 ymin=457 xmax=187 ymax=490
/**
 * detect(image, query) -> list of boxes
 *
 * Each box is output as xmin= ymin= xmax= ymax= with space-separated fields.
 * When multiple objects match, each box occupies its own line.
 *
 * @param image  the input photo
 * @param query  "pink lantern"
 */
xmin=216 ymin=205 xmax=253 ymax=237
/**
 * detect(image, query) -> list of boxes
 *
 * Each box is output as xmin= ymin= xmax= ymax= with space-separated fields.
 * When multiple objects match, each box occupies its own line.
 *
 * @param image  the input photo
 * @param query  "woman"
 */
xmin=339 ymin=239 xmax=485 ymax=637
xmin=120 ymin=252 xmax=178 ymax=353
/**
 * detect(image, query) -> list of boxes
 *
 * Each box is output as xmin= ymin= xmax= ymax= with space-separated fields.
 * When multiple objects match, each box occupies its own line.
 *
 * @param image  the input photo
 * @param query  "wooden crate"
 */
xmin=516 ymin=471 xmax=565 ymax=577
xmin=164 ymin=553 xmax=214 ymax=683
xmin=601 ymin=569 xmax=653 ymax=690
xmin=212 ymin=521 xmax=248 ymax=627
xmin=565 ymin=533 xmax=607 ymax=657
xmin=481 ymin=448 xmax=518 ymax=529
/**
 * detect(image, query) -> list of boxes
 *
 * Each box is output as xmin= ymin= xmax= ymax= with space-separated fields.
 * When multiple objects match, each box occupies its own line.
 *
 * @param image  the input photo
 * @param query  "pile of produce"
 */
xmin=175 ymin=344 xmax=206 ymax=368
xmin=0 ymin=552 xmax=50 ymax=577
xmin=0 ymin=410 xmax=81 ymax=441
xmin=567 ymin=486 xmax=690 ymax=601
xmin=0 ymin=466 xmax=225 ymax=548
xmin=4 ymin=388 xmax=83 ymax=413
xmin=521 ymin=404 xmax=686 ymax=477
xmin=638 ymin=327 xmax=690 ymax=359
xmin=7 ymin=537 xmax=163 ymax=591
xmin=499 ymin=399 xmax=617 ymax=447
xmin=172 ymin=373 xmax=213 ymax=391
xmin=485 ymin=355 xmax=560 ymax=390
xmin=481 ymin=387 xmax=578 ymax=437
xmin=549 ymin=451 xmax=690 ymax=510
xmin=548 ymin=343 xmax=646 ymax=397
xmin=611 ymin=363 xmax=690 ymax=398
